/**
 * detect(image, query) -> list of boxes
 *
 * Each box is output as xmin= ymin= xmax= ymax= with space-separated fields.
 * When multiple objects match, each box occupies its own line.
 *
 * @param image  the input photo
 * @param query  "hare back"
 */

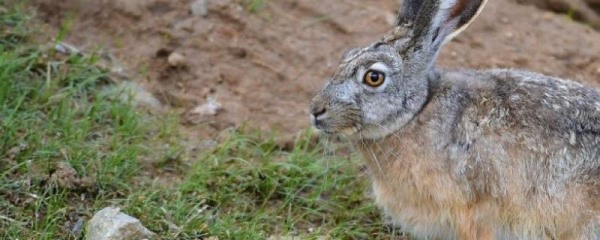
xmin=357 ymin=69 xmax=600 ymax=239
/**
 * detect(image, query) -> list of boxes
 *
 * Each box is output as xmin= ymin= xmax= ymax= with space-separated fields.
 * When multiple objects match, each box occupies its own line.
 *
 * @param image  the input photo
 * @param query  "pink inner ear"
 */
xmin=449 ymin=0 xmax=468 ymax=20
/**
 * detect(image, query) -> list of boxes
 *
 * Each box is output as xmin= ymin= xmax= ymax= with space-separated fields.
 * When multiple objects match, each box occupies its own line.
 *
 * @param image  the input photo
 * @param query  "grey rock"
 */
xmin=102 ymin=82 xmax=163 ymax=110
xmin=86 ymin=207 xmax=155 ymax=240
xmin=167 ymin=52 xmax=187 ymax=67
xmin=191 ymin=0 xmax=208 ymax=17
xmin=190 ymin=97 xmax=223 ymax=117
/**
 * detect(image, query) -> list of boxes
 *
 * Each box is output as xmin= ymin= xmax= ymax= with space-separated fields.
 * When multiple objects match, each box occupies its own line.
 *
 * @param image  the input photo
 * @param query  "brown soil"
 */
xmin=517 ymin=0 xmax=600 ymax=29
xmin=32 ymin=0 xmax=600 ymax=139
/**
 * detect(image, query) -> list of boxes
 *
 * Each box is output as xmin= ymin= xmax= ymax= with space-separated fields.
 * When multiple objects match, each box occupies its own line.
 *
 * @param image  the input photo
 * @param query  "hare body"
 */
xmin=358 ymin=69 xmax=600 ymax=239
xmin=309 ymin=0 xmax=600 ymax=239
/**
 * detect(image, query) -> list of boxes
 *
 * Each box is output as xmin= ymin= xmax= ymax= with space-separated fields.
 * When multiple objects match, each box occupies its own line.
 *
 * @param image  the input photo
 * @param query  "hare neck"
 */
xmin=354 ymin=115 xmax=434 ymax=182
xmin=353 ymin=79 xmax=446 ymax=182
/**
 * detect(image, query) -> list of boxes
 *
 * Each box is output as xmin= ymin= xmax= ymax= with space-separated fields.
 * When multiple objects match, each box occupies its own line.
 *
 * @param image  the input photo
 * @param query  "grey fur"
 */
xmin=310 ymin=0 xmax=600 ymax=239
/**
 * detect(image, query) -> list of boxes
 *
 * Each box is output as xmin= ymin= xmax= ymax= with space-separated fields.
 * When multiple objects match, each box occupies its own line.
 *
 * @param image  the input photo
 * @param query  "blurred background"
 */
xmin=32 ymin=0 xmax=600 ymax=138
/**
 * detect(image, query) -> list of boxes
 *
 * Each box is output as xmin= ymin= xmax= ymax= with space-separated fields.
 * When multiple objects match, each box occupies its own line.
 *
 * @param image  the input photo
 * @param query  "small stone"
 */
xmin=168 ymin=52 xmax=187 ymax=67
xmin=191 ymin=97 xmax=223 ymax=117
xmin=500 ymin=17 xmax=509 ymax=24
xmin=70 ymin=218 xmax=85 ymax=237
xmin=0 ymin=7 xmax=8 ymax=14
xmin=55 ymin=42 xmax=81 ymax=55
xmin=191 ymin=0 xmax=208 ymax=17
xmin=102 ymin=82 xmax=162 ymax=110
xmin=86 ymin=207 xmax=155 ymax=240
xmin=505 ymin=32 xmax=514 ymax=39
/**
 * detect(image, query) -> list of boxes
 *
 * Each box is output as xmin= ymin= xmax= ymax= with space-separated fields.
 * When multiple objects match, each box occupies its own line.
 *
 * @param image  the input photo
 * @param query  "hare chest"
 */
xmin=369 ymin=165 xmax=482 ymax=239
xmin=357 ymin=138 xmax=498 ymax=240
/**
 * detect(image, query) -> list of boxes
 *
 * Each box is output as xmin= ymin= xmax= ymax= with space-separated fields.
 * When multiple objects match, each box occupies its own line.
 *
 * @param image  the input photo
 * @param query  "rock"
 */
xmin=167 ymin=52 xmax=187 ymax=67
xmin=191 ymin=0 xmax=208 ymax=17
xmin=190 ymin=97 xmax=223 ymax=117
xmin=102 ymin=82 xmax=163 ymax=110
xmin=70 ymin=218 xmax=85 ymax=237
xmin=86 ymin=207 xmax=155 ymax=240
xmin=54 ymin=42 xmax=81 ymax=55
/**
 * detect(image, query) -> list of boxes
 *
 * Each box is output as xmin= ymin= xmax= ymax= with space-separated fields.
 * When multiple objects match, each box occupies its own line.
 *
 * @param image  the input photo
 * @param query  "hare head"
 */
xmin=310 ymin=0 xmax=487 ymax=140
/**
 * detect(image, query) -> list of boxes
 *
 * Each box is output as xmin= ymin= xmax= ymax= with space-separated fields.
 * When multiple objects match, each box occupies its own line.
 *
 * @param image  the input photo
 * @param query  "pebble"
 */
xmin=191 ymin=0 xmax=208 ymax=17
xmin=168 ymin=52 xmax=187 ymax=67
xmin=102 ymin=82 xmax=162 ymax=110
xmin=191 ymin=97 xmax=223 ymax=117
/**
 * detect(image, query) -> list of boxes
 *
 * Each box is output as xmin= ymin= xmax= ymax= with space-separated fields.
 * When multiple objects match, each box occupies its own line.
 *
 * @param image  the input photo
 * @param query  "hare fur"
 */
xmin=309 ymin=0 xmax=600 ymax=239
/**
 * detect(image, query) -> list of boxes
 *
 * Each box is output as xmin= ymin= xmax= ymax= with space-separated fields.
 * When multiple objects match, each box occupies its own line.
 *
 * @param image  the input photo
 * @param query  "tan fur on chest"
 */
xmin=356 ymin=130 xmax=485 ymax=239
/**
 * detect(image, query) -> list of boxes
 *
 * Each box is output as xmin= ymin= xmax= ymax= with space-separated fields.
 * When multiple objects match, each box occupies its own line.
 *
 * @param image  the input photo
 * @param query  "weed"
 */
xmin=246 ymin=0 xmax=268 ymax=13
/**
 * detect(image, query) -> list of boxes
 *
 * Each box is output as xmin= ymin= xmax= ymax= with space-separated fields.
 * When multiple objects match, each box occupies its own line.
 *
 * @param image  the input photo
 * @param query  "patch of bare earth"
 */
xmin=32 ymin=0 xmax=600 ymax=139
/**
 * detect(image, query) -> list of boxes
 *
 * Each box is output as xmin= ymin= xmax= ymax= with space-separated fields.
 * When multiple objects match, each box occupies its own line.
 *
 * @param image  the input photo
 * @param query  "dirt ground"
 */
xmin=32 ymin=0 xmax=600 ymax=139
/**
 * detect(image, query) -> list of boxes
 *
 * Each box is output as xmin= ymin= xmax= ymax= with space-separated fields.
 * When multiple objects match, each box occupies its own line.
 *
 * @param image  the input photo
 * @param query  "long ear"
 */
xmin=441 ymin=0 xmax=488 ymax=44
xmin=398 ymin=0 xmax=487 ymax=70
xmin=411 ymin=0 xmax=487 ymax=46
xmin=397 ymin=0 xmax=425 ymax=26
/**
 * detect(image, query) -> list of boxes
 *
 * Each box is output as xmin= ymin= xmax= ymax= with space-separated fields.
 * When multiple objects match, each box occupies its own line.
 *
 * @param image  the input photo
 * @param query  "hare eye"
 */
xmin=363 ymin=70 xmax=385 ymax=87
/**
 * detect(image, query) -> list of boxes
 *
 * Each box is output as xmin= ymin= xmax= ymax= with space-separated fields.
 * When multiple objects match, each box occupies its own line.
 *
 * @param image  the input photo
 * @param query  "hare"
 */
xmin=309 ymin=0 xmax=600 ymax=239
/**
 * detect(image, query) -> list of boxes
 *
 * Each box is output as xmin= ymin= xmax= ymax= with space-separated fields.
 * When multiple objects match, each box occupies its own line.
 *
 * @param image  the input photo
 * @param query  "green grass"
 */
xmin=0 ymin=4 xmax=397 ymax=240
xmin=245 ymin=0 xmax=268 ymax=13
xmin=128 ymin=129 xmax=396 ymax=239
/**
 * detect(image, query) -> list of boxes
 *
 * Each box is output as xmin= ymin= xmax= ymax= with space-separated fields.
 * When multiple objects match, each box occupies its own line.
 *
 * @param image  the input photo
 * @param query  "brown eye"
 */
xmin=363 ymin=70 xmax=385 ymax=87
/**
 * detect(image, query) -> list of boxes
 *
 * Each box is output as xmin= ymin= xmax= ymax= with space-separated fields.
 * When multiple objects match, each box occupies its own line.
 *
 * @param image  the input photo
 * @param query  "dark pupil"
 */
xmin=370 ymin=72 xmax=380 ymax=82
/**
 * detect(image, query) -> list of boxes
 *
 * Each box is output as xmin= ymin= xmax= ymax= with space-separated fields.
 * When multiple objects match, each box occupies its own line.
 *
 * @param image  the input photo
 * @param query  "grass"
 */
xmin=245 ymin=0 xmax=268 ymax=13
xmin=0 ymin=4 xmax=397 ymax=240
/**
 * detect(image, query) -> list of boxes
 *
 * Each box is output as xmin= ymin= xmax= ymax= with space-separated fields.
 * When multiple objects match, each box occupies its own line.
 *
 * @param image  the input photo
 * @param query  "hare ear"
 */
xmin=395 ymin=0 xmax=487 ymax=73
xmin=397 ymin=0 xmax=425 ymax=26
xmin=441 ymin=0 xmax=488 ymax=44
xmin=406 ymin=0 xmax=487 ymax=48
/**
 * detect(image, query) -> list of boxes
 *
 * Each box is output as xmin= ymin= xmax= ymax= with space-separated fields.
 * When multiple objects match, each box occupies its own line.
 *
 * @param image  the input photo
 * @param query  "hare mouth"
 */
xmin=315 ymin=125 xmax=361 ymax=138
xmin=337 ymin=127 xmax=360 ymax=136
